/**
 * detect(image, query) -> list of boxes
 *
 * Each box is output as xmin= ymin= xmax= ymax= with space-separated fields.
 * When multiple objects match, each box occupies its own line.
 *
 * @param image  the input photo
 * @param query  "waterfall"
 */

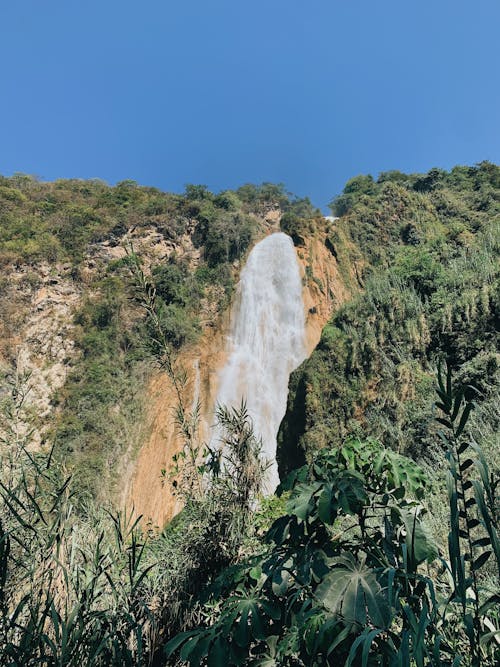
xmin=214 ymin=232 xmax=307 ymax=493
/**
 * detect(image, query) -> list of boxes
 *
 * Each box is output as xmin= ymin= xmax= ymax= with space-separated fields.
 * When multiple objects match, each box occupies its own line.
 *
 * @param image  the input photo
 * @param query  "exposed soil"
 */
xmin=126 ymin=321 xmax=230 ymax=527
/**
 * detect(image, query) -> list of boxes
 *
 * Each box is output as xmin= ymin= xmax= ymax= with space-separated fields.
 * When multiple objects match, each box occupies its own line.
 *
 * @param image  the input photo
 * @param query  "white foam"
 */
xmin=214 ymin=232 xmax=306 ymax=493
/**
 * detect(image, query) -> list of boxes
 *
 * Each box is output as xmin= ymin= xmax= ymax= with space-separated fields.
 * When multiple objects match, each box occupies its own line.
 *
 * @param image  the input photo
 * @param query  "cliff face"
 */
xmin=0 ymin=229 xmax=348 ymax=529
xmin=276 ymin=221 xmax=359 ymax=477
xmin=0 ymin=217 xmax=203 ymax=453
xmin=297 ymin=225 xmax=356 ymax=354
xmin=127 ymin=221 xmax=353 ymax=526
xmin=1 ymin=176 xmax=338 ymax=520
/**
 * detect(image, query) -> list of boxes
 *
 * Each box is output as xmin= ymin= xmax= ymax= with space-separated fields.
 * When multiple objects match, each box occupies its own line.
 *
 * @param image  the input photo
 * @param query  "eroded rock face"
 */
xmin=0 ymin=266 xmax=81 ymax=447
xmin=16 ymin=280 xmax=80 ymax=438
xmin=0 ymin=222 xmax=204 ymax=451
xmin=297 ymin=231 xmax=353 ymax=355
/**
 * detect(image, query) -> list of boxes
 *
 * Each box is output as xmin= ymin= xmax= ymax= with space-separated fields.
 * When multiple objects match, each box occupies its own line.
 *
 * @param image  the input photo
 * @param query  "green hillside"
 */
xmin=279 ymin=161 xmax=499 ymax=476
xmin=0 ymin=164 xmax=498 ymax=665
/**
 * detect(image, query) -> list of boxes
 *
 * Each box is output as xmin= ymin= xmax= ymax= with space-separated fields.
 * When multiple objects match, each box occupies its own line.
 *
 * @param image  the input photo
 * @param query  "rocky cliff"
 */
xmin=0 ymin=176 xmax=345 ymax=524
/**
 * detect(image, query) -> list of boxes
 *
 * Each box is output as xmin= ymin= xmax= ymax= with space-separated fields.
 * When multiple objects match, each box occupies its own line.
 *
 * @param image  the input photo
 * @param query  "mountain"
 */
xmin=0 ymin=163 xmax=498 ymax=665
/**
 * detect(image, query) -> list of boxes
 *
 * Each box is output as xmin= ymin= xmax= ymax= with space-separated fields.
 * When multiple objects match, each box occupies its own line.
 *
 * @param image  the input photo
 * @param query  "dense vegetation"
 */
xmin=0 ymin=164 xmax=498 ymax=664
xmin=0 ymin=175 xmax=315 ymax=271
xmin=167 ymin=377 xmax=499 ymax=666
xmin=278 ymin=162 xmax=499 ymax=475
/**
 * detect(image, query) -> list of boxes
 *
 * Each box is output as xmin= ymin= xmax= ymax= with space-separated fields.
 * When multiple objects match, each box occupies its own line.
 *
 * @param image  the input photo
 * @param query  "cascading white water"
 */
xmin=214 ymin=232 xmax=307 ymax=493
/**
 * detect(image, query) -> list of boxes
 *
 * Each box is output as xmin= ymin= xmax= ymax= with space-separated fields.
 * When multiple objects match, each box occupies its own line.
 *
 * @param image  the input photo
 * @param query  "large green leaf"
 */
xmin=271 ymin=567 xmax=290 ymax=597
xmin=287 ymin=482 xmax=321 ymax=522
xmin=317 ymin=483 xmax=337 ymax=524
xmin=335 ymin=473 xmax=367 ymax=514
xmin=400 ymin=508 xmax=438 ymax=567
xmin=207 ymin=636 xmax=230 ymax=666
xmin=164 ymin=630 xmax=199 ymax=660
xmin=315 ymin=554 xmax=391 ymax=628
xmin=179 ymin=631 xmax=214 ymax=666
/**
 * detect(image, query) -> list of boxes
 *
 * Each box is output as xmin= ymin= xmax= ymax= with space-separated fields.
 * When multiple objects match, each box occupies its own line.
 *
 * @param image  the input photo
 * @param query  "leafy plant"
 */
xmin=166 ymin=437 xmax=443 ymax=666
xmin=435 ymin=362 xmax=499 ymax=665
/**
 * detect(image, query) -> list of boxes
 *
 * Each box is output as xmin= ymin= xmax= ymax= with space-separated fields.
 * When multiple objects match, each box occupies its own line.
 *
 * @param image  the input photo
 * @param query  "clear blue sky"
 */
xmin=1 ymin=0 xmax=499 ymax=210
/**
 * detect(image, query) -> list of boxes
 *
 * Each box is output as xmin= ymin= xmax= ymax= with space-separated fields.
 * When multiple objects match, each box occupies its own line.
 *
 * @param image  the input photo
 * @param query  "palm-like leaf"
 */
xmin=316 ymin=554 xmax=391 ymax=629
